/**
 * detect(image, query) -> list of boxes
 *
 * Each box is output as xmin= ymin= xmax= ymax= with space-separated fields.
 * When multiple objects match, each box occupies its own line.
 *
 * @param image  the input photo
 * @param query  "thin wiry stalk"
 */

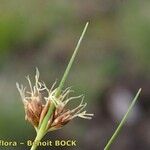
xmin=30 ymin=22 xmax=89 ymax=150
xmin=104 ymin=88 xmax=141 ymax=150
xmin=55 ymin=22 xmax=89 ymax=97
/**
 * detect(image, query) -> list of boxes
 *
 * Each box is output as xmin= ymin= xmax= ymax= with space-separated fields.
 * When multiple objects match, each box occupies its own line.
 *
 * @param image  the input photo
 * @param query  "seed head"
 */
xmin=16 ymin=69 xmax=94 ymax=131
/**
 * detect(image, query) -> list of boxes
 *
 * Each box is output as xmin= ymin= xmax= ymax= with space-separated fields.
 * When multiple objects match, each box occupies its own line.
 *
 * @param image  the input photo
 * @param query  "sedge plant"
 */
xmin=16 ymin=22 xmax=141 ymax=150
xmin=16 ymin=22 xmax=93 ymax=150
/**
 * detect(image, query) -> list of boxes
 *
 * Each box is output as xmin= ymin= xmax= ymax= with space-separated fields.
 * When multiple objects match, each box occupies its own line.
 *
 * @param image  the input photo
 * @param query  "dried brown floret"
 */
xmin=16 ymin=69 xmax=93 ymax=131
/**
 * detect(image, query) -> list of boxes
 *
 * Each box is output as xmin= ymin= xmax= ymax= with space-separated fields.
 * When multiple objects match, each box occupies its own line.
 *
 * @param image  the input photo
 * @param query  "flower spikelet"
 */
xmin=16 ymin=69 xmax=94 ymax=131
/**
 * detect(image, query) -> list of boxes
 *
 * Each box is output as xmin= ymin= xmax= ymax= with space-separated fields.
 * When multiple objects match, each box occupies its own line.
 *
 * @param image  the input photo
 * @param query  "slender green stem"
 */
xmin=104 ymin=88 xmax=141 ymax=150
xmin=30 ymin=22 xmax=89 ymax=150
xmin=55 ymin=22 xmax=89 ymax=97
xmin=30 ymin=105 xmax=55 ymax=150
xmin=30 ymin=129 xmax=46 ymax=150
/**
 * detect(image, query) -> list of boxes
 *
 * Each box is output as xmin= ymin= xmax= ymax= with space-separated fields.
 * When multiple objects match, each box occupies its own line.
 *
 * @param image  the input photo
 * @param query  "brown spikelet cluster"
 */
xmin=16 ymin=69 xmax=93 ymax=131
xmin=23 ymin=99 xmax=71 ymax=131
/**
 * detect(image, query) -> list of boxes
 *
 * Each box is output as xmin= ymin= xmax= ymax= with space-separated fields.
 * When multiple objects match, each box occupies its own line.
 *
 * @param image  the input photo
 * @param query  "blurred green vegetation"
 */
xmin=0 ymin=0 xmax=150 ymax=149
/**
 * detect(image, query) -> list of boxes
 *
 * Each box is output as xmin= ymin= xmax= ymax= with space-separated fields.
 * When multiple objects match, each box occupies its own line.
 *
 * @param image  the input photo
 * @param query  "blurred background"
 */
xmin=0 ymin=0 xmax=150 ymax=149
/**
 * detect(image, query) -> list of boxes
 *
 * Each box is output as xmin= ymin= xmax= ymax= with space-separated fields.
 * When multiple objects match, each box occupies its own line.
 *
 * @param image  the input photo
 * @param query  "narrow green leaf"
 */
xmin=55 ymin=22 xmax=89 ymax=97
xmin=104 ymin=88 xmax=141 ymax=150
